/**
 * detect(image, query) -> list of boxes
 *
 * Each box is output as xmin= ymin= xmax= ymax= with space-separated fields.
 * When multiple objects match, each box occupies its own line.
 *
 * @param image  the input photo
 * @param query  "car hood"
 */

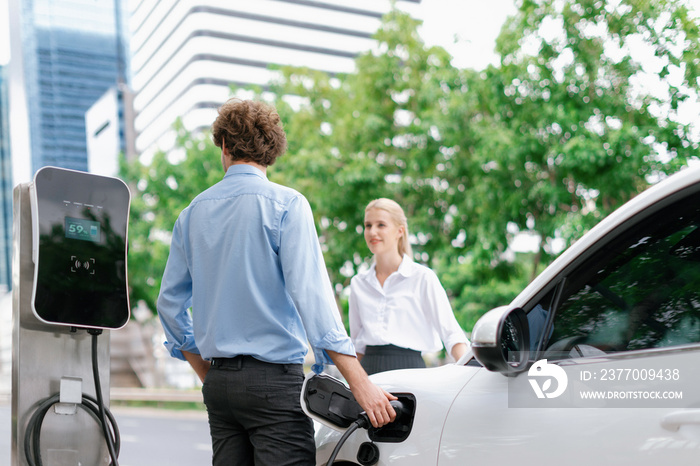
xmin=369 ymin=360 xmax=480 ymax=397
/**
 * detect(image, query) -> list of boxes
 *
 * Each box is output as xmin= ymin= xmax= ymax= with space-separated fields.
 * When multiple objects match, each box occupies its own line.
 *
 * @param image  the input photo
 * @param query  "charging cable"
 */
xmin=326 ymin=400 xmax=404 ymax=466
xmin=89 ymin=329 xmax=121 ymax=466
xmin=23 ymin=330 xmax=121 ymax=466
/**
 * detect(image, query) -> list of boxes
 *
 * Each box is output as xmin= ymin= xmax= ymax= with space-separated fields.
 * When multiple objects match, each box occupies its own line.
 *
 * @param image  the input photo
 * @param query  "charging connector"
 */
xmin=326 ymin=400 xmax=406 ymax=466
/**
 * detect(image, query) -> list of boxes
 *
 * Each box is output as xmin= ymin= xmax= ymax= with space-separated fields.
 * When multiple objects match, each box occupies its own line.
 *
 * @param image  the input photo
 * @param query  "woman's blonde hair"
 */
xmin=365 ymin=198 xmax=413 ymax=258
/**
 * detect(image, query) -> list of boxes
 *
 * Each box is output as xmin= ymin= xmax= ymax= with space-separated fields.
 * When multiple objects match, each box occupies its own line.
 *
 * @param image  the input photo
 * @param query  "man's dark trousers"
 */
xmin=203 ymin=355 xmax=315 ymax=466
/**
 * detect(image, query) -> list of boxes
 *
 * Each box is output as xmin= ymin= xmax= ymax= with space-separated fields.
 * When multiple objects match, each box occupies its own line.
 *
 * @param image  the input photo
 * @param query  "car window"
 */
xmin=533 ymin=190 xmax=700 ymax=358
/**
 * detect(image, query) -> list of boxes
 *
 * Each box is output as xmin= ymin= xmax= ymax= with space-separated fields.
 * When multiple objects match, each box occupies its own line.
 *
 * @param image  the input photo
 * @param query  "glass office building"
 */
xmin=9 ymin=0 xmax=131 ymax=175
xmin=129 ymin=0 xmax=421 ymax=161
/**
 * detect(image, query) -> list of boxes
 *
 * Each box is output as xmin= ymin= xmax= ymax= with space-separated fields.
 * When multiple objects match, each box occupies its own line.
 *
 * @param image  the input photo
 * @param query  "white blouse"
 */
xmin=349 ymin=255 xmax=470 ymax=357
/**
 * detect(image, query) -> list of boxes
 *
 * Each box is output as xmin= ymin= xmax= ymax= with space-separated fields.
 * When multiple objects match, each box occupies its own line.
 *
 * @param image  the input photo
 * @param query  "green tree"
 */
xmin=122 ymin=3 xmax=700 ymax=331
xmin=443 ymin=0 xmax=700 ymax=281
xmin=268 ymin=1 xmax=700 ymax=324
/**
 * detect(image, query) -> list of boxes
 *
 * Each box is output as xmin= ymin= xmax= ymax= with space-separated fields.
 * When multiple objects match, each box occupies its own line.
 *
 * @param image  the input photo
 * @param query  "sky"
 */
xmin=415 ymin=0 xmax=517 ymax=70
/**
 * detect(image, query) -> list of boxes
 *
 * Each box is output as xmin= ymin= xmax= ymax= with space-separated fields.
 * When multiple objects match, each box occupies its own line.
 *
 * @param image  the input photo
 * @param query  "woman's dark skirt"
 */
xmin=360 ymin=344 xmax=426 ymax=375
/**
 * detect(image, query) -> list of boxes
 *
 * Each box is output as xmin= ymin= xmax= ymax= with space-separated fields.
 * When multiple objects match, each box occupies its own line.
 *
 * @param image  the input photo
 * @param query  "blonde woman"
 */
xmin=349 ymin=198 xmax=470 ymax=375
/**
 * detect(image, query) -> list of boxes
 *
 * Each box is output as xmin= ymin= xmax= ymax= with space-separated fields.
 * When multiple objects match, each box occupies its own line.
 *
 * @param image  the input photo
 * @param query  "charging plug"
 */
xmin=389 ymin=400 xmax=405 ymax=421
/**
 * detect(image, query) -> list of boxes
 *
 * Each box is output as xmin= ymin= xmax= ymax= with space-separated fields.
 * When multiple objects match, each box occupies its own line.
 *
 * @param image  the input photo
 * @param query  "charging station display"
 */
xmin=65 ymin=217 xmax=101 ymax=242
xmin=31 ymin=166 xmax=131 ymax=329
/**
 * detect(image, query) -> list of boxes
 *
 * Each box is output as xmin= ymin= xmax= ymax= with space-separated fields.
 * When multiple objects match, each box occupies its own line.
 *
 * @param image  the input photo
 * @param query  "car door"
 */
xmin=439 ymin=185 xmax=700 ymax=465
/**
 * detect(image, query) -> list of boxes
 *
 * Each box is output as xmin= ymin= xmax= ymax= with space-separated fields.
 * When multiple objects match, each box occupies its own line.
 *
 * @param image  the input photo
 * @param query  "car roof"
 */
xmin=511 ymin=163 xmax=700 ymax=308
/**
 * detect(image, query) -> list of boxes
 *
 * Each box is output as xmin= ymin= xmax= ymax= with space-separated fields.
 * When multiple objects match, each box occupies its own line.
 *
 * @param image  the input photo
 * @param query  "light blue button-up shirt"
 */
xmin=156 ymin=164 xmax=355 ymax=368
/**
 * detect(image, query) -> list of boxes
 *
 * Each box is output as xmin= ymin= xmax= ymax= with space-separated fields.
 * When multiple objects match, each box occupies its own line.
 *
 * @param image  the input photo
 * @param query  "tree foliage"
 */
xmin=479 ymin=0 xmax=700 ymax=278
xmin=122 ymin=1 xmax=700 ymax=330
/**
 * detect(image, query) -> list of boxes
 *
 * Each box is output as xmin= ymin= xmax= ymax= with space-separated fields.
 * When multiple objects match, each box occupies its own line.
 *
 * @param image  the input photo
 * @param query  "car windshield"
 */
xmin=539 ymin=189 xmax=700 ymax=356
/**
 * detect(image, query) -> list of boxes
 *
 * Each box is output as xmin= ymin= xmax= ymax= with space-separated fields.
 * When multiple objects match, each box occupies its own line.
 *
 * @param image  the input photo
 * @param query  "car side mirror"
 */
xmin=471 ymin=306 xmax=530 ymax=374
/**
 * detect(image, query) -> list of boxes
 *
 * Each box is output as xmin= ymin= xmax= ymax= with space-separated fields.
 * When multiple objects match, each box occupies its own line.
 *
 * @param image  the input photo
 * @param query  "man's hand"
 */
xmin=182 ymin=350 xmax=210 ymax=383
xmin=326 ymin=350 xmax=397 ymax=428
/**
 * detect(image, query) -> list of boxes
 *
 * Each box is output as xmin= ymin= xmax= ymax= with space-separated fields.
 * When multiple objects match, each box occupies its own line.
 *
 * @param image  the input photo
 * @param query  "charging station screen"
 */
xmin=32 ymin=167 xmax=131 ymax=330
xmin=65 ymin=217 xmax=101 ymax=242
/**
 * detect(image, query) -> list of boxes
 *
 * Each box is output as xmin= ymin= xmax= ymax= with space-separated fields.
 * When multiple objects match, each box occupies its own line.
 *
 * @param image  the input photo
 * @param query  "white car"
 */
xmin=302 ymin=163 xmax=700 ymax=466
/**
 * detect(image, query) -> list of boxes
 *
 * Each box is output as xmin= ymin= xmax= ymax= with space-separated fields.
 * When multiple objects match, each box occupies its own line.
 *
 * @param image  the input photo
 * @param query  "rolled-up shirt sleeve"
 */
xmin=157 ymin=218 xmax=200 ymax=361
xmin=278 ymin=195 xmax=356 ymax=368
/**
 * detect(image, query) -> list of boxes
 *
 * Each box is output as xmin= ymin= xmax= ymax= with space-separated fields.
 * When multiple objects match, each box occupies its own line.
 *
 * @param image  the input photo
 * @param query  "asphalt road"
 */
xmin=1 ymin=403 xmax=212 ymax=465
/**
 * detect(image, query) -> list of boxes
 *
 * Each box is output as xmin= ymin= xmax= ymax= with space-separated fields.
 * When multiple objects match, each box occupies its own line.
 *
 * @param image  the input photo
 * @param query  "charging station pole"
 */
xmin=11 ymin=167 xmax=131 ymax=466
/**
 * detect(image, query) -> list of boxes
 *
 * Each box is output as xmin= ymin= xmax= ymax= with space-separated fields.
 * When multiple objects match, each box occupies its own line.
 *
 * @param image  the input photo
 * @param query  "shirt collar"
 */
xmin=223 ymin=163 xmax=268 ymax=180
xmin=362 ymin=254 xmax=416 ymax=283
xmin=396 ymin=254 xmax=416 ymax=277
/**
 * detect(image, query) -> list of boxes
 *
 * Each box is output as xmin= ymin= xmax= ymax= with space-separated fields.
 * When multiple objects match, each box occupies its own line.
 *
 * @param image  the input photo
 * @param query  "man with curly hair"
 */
xmin=157 ymin=98 xmax=396 ymax=465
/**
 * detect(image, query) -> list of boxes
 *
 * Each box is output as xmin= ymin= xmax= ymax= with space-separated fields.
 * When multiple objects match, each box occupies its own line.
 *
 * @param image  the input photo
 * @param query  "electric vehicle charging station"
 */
xmin=11 ymin=166 xmax=130 ymax=466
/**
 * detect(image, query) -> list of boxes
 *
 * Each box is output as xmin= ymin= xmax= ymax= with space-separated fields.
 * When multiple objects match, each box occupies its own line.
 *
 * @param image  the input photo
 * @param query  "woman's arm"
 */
xmin=450 ymin=342 xmax=468 ymax=361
